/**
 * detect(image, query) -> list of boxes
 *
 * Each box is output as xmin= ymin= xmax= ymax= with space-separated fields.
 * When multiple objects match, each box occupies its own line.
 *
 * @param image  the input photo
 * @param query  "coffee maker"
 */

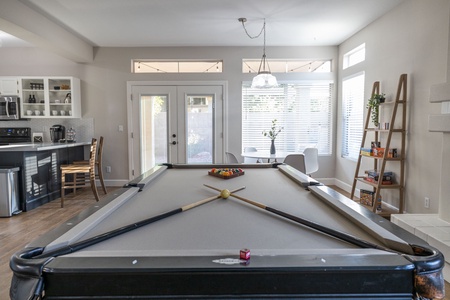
xmin=50 ymin=125 xmax=65 ymax=142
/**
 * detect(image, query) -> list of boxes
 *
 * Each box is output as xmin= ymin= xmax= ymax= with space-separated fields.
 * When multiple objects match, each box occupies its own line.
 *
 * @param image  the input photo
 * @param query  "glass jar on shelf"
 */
xmin=66 ymin=127 xmax=76 ymax=142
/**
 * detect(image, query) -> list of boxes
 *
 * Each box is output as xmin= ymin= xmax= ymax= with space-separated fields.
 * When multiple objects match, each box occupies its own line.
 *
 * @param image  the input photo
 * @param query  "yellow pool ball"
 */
xmin=220 ymin=189 xmax=231 ymax=199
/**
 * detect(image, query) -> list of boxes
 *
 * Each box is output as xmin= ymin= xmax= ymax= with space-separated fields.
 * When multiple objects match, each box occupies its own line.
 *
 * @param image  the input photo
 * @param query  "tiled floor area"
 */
xmin=391 ymin=213 xmax=450 ymax=281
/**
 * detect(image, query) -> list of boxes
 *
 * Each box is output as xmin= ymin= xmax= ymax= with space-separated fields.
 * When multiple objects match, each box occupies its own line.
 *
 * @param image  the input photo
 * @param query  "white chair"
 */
xmin=225 ymin=152 xmax=239 ymax=163
xmin=243 ymin=147 xmax=260 ymax=163
xmin=283 ymin=154 xmax=306 ymax=173
xmin=303 ymin=148 xmax=319 ymax=176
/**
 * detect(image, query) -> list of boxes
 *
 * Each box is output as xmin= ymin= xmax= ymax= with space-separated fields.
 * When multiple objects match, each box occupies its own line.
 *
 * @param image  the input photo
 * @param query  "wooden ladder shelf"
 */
xmin=350 ymin=74 xmax=407 ymax=217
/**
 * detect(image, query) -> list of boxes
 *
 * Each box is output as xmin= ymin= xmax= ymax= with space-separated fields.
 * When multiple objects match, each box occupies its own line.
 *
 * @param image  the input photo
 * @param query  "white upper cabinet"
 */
xmin=0 ymin=77 xmax=20 ymax=96
xmin=19 ymin=77 xmax=81 ymax=118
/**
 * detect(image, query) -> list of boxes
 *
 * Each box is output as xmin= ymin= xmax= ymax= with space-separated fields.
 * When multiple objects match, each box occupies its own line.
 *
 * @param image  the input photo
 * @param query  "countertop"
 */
xmin=0 ymin=141 xmax=91 ymax=152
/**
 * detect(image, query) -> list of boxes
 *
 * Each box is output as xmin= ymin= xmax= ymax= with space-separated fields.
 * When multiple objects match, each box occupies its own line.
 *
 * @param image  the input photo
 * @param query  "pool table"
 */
xmin=10 ymin=163 xmax=444 ymax=299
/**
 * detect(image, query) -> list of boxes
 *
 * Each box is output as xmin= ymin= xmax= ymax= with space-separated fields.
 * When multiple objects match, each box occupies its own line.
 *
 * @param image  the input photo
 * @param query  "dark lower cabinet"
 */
xmin=0 ymin=146 xmax=84 ymax=211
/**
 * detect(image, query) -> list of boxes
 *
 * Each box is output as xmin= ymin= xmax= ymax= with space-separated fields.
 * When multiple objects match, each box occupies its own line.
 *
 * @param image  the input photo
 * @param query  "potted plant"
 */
xmin=367 ymin=93 xmax=385 ymax=127
xmin=262 ymin=119 xmax=283 ymax=154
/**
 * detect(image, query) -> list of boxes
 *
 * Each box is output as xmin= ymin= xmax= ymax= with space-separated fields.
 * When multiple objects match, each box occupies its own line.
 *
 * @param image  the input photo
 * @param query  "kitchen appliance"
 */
xmin=0 ymin=127 xmax=31 ymax=145
xmin=0 ymin=166 xmax=21 ymax=217
xmin=50 ymin=125 xmax=65 ymax=142
xmin=0 ymin=96 xmax=20 ymax=120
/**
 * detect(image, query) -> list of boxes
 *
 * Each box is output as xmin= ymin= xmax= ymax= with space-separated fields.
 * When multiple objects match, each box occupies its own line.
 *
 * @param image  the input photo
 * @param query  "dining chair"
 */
xmin=73 ymin=136 xmax=107 ymax=194
xmin=60 ymin=138 xmax=100 ymax=207
xmin=283 ymin=154 xmax=306 ymax=173
xmin=243 ymin=147 xmax=260 ymax=163
xmin=303 ymin=148 xmax=319 ymax=176
xmin=225 ymin=152 xmax=239 ymax=163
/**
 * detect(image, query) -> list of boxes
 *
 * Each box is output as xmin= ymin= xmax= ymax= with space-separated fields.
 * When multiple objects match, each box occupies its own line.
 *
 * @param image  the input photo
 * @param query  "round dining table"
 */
xmin=241 ymin=151 xmax=293 ymax=162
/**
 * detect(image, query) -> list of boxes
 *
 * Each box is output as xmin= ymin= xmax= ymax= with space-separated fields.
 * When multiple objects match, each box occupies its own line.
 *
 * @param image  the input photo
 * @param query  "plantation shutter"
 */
xmin=242 ymin=82 xmax=333 ymax=155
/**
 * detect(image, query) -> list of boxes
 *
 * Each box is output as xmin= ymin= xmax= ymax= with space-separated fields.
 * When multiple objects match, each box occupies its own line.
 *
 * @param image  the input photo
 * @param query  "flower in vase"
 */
xmin=262 ymin=119 xmax=283 ymax=140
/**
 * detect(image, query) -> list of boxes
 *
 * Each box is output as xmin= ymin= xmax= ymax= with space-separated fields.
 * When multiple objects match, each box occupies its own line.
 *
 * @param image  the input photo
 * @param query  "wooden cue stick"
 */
xmin=203 ymin=184 xmax=397 ymax=254
xmin=34 ymin=186 xmax=246 ymax=259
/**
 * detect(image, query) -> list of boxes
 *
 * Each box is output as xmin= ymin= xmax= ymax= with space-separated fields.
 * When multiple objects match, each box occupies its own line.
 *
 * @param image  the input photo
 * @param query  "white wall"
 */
xmin=0 ymin=46 xmax=337 ymax=183
xmin=336 ymin=0 xmax=450 ymax=213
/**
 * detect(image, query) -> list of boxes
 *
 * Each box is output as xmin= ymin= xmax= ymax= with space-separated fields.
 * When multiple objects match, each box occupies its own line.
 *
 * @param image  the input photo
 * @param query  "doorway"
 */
xmin=128 ymin=83 xmax=225 ymax=178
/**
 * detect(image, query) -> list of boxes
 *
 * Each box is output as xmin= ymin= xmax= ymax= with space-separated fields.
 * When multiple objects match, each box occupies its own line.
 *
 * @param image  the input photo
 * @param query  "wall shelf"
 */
xmin=351 ymin=74 xmax=408 ymax=216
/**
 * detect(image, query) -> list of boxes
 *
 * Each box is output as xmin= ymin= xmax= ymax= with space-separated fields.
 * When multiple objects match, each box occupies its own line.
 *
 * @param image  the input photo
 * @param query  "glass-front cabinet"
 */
xmin=20 ymin=77 xmax=81 ymax=118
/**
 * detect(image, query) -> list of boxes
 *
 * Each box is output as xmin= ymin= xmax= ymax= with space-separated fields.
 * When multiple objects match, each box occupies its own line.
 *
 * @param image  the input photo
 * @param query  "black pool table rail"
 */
xmin=125 ymin=163 xmax=321 ymax=190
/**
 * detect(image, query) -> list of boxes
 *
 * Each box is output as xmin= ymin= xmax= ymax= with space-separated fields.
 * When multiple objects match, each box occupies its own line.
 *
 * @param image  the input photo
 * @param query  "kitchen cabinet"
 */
xmin=0 ymin=77 xmax=19 ymax=96
xmin=0 ymin=143 xmax=87 ymax=211
xmin=20 ymin=77 xmax=81 ymax=118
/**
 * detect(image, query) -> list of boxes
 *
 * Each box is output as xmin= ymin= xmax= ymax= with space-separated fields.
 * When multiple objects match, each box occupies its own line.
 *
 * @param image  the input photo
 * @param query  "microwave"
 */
xmin=0 ymin=96 xmax=20 ymax=120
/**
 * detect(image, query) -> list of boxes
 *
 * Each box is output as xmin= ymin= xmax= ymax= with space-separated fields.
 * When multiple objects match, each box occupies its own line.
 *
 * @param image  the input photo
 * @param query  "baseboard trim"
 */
xmin=99 ymin=179 xmax=129 ymax=187
xmin=333 ymin=178 xmax=354 ymax=194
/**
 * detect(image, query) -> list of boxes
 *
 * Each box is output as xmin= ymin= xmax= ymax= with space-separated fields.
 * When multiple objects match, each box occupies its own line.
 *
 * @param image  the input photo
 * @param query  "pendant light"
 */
xmin=239 ymin=18 xmax=278 ymax=88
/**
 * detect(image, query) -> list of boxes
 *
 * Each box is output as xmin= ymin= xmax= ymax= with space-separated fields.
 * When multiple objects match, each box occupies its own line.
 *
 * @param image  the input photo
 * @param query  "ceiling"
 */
xmin=1 ymin=0 xmax=404 ymax=48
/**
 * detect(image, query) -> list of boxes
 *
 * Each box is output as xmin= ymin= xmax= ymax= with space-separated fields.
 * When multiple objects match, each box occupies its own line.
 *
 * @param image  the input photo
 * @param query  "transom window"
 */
xmin=132 ymin=60 xmax=223 ymax=73
xmin=343 ymin=44 xmax=365 ymax=69
xmin=243 ymin=60 xmax=331 ymax=73
xmin=242 ymin=82 xmax=333 ymax=155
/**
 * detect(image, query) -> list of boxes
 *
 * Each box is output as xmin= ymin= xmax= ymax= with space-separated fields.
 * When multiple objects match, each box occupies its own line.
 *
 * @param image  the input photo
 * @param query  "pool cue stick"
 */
xmin=34 ymin=186 xmax=246 ymax=259
xmin=203 ymin=184 xmax=397 ymax=254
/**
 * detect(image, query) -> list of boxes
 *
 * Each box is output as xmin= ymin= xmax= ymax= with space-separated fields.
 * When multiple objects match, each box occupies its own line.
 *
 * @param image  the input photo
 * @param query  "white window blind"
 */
xmin=242 ymin=82 xmax=333 ymax=155
xmin=342 ymin=72 xmax=365 ymax=160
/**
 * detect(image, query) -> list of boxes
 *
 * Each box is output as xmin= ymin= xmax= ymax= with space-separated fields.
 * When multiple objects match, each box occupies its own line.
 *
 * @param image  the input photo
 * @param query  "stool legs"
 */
xmin=97 ymin=164 xmax=107 ymax=194
xmin=91 ymin=177 xmax=100 ymax=202
xmin=61 ymin=170 xmax=66 ymax=208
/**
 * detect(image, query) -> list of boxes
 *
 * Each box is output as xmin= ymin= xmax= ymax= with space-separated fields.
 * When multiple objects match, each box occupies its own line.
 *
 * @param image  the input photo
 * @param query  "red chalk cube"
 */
xmin=240 ymin=248 xmax=251 ymax=260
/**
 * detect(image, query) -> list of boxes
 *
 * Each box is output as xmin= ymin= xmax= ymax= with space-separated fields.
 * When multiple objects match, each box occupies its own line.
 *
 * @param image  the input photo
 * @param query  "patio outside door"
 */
xmin=129 ymin=84 xmax=223 ymax=178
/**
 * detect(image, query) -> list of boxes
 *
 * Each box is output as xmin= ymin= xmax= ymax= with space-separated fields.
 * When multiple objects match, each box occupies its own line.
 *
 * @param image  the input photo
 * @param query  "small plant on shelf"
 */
xmin=367 ymin=93 xmax=386 ymax=127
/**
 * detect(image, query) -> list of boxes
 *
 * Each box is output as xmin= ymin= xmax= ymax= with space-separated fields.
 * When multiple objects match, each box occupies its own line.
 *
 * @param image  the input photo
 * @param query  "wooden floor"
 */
xmin=1 ymin=185 xmax=448 ymax=299
xmin=0 ymin=187 xmax=116 ymax=300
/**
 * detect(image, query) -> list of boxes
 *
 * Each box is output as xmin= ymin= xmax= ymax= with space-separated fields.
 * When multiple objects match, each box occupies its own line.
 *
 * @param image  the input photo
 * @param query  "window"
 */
xmin=132 ymin=60 xmax=222 ymax=73
xmin=242 ymin=82 xmax=333 ymax=155
xmin=243 ymin=59 xmax=331 ymax=73
xmin=342 ymin=72 xmax=365 ymax=160
xmin=343 ymin=44 xmax=365 ymax=69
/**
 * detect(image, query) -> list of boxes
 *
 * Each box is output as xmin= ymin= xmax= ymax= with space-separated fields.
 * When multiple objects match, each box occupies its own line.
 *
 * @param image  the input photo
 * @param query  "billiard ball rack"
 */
xmin=208 ymin=168 xmax=245 ymax=179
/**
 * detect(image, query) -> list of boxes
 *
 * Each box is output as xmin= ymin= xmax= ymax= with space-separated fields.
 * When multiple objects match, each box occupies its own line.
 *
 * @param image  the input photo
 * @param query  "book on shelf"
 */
xmin=360 ymin=148 xmax=372 ymax=156
xmin=371 ymin=141 xmax=381 ymax=148
xmin=364 ymin=176 xmax=393 ymax=185
xmin=388 ymin=148 xmax=398 ymax=158
xmin=373 ymin=147 xmax=385 ymax=157
xmin=365 ymin=170 xmax=393 ymax=176
xmin=367 ymin=174 xmax=394 ymax=181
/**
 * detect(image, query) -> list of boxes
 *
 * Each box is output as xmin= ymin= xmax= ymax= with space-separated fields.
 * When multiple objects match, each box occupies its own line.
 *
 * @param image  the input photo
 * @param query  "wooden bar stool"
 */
xmin=73 ymin=136 xmax=107 ymax=194
xmin=60 ymin=138 xmax=100 ymax=208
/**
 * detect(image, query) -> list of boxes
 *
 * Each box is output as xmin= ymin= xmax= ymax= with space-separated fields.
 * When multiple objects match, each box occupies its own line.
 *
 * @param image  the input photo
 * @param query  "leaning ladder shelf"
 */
xmin=350 ymin=74 xmax=407 ymax=217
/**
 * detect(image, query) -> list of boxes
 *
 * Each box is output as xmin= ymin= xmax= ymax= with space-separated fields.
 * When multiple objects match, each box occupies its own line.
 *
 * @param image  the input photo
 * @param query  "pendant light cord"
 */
xmin=239 ymin=18 xmax=269 ymax=73
xmin=239 ymin=18 xmax=265 ymax=40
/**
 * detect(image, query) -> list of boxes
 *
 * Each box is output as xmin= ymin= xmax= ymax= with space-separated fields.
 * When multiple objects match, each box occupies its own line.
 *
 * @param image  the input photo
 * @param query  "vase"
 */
xmin=270 ymin=139 xmax=276 ymax=154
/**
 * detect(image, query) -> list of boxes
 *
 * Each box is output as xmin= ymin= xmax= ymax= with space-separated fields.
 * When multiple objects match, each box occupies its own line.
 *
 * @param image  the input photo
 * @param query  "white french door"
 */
xmin=129 ymin=84 xmax=224 ymax=178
